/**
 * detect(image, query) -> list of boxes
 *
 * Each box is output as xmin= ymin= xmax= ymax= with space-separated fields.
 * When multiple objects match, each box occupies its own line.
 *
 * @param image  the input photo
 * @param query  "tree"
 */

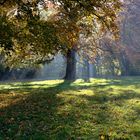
xmin=64 ymin=48 xmax=76 ymax=81
xmin=120 ymin=0 xmax=140 ymax=75
xmin=0 ymin=0 xmax=122 ymax=80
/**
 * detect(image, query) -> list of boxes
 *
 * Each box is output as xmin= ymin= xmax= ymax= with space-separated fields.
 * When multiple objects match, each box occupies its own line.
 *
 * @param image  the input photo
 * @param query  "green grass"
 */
xmin=0 ymin=77 xmax=140 ymax=140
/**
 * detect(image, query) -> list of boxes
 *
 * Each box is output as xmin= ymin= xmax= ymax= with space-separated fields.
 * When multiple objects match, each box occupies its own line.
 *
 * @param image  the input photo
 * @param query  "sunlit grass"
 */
xmin=0 ymin=77 xmax=140 ymax=139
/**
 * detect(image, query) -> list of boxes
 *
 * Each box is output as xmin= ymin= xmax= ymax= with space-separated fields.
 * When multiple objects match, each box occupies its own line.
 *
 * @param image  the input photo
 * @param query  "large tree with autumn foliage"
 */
xmin=0 ymin=0 xmax=122 ymax=80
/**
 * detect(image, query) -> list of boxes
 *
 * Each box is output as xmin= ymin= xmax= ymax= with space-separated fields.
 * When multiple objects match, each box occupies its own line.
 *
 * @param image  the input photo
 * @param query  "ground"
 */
xmin=0 ymin=77 xmax=140 ymax=140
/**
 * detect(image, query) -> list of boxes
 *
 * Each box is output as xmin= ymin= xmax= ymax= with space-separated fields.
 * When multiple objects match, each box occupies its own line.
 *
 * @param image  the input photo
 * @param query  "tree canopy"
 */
xmin=0 ymin=0 xmax=122 ymax=67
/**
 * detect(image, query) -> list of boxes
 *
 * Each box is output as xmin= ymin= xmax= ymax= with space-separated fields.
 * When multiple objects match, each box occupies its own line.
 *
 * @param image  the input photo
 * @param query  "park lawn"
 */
xmin=0 ymin=77 xmax=140 ymax=140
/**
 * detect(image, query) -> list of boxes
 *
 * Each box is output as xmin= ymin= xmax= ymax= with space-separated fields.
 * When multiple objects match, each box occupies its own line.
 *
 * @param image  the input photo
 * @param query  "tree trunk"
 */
xmin=82 ymin=59 xmax=90 ymax=82
xmin=93 ymin=64 xmax=97 ymax=77
xmin=64 ymin=49 xmax=76 ymax=81
xmin=89 ymin=63 xmax=97 ymax=78
xmin=119 ymin=51 xmax=130 ymax=76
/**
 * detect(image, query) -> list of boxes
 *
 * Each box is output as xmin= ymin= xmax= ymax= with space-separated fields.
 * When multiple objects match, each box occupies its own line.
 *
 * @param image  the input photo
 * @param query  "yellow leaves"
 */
xmin=55 ymin=20 xmax=80 ymax=48
xmin=100 ymin=135 xmax=105 ymax=140
xmin=0 ymin=92 xmax=26 ymax=109
xmin=1 ymin=0 xmax=122 ymax=67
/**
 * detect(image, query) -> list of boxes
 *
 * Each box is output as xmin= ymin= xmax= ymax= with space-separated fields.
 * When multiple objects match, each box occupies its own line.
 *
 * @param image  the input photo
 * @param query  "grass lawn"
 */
xmin=0 ymin=77 xmax=140 ymax=140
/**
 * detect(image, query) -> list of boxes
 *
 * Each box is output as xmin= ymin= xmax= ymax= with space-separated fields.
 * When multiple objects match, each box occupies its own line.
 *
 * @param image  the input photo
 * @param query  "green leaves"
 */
xmin=0 ymin=16 xmax=13 ymax=50
xmin=0 ymin=0 xmax=122 ymax=67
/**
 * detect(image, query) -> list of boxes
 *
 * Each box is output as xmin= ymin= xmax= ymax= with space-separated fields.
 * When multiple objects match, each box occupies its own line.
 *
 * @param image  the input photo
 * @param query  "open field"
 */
xmin=0 ymin=77 xmax=140 ymax=140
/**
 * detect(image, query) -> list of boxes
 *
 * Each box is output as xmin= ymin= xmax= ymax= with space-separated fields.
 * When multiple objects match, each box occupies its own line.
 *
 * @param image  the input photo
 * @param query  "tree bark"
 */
xmin=64 ymin=49 xmax=76 ymax=81
xmin=82 ymin=59 xmax=90 ymax=82
xmin=119 ymin=51 xmax=130 ymax=76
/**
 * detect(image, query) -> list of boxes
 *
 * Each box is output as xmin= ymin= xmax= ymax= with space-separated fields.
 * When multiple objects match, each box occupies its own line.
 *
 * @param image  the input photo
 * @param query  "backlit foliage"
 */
xmin=0 ymin=0 xmax=122 ymax=66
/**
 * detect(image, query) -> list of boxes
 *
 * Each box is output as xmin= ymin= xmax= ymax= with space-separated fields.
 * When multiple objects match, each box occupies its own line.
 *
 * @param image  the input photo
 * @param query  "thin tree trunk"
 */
xmin=93 ymin=64 xmax=97 ymax=77
xmin=82 ymin=59 xmax=90 ymax=82
xmin=64 ymin=49 xmax=76 ymax=81
xmin=119 ymin=51 xmax=130 ymax=76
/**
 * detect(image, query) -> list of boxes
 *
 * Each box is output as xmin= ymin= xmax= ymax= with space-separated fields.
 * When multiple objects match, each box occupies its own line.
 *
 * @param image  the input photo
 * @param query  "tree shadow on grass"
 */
xmin=0 ymin=78 xmax=140 ymax=139
xmin=0 ymin=85 xmax=63 ymax=139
